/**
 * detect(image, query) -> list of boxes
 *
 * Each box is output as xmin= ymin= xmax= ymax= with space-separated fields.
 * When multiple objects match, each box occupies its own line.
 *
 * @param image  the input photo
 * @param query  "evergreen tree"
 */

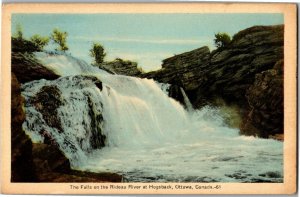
xmin=90 ymin=42 xmax=106 ymax=64
xmin=51 ymin=28 xmax=69 ymax=52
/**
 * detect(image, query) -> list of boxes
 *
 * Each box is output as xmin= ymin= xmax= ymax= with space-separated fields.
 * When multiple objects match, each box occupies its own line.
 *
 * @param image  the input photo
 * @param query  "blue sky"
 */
xmin=12 ymin=14 xmax=283 ymax=71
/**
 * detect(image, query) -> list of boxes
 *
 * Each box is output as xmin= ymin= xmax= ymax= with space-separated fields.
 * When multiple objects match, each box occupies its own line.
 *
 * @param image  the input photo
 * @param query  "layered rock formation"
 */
xmin=241 ymin=60 xmax=284 ymax=138
xmin=142 ymin=46 xmax=210 ymax=91
xmin=141 ymin=25 xmax=284 ymax=138
xmin=99 ymin=58 xmax=143 ymax=76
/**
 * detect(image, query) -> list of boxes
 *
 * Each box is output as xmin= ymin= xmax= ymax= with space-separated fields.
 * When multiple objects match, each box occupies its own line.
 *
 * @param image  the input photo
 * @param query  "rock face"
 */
xmin=31 ymin=85 xmax=63 ymax=133
xmin=11 ymin=73 xmax=36 ymax=182
xmin=241 ymin=60 xmax=283 ymax=137
xmin=99 ymin=58 xmax=143 ymax=76
xmin=142 ymin=46 xmax=210 ymax=92
xmin=12 ymin=37 xmax=40 ymax=53
xmin=141 ymin=25 xmax=284 ymax=138
xmin=32 ymin=143 xmax=122 ymax=182
xmin=12 ymin=52 xmax=59 ymax=83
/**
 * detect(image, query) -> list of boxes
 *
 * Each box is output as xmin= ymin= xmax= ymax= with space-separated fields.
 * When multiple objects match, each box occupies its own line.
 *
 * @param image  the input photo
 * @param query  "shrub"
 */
xmin=214 ymin=32 xmax=231 ymax=48
xmin=30 ymin=34 xmax=49 ymax=51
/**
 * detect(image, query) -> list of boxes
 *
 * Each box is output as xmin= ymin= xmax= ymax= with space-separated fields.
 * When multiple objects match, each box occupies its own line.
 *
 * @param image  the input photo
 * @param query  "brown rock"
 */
xmin=11 ymin=72 xmax=36 ymax=182
xmin=99 ymin=58 xmax=143 ymax=76
xmin=240 ymin=60 xmax=283 ymax=137
xmin=30 ymin=85 xmax=63 ymax=133
xmin=12 ymin=52 xmax=59 ymax=83
xmin=32 ymin=143 xmax=71 ymax=173
xmin=32 ymin=143 xmax=122 ymax=182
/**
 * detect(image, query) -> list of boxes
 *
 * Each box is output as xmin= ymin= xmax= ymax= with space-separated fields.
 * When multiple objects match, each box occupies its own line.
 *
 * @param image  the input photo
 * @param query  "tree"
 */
xmin=14 ymin=24 xmax=23 ymax=40
xmin=90 ymin=42 xmax=106 ymax=64
xmin=214 ymin=32 xmax=231 ymax=48
xmin=51 ymin=28 xmax=69 ymax=52
xmin=30 ymin=34 xmax=49 ymax=50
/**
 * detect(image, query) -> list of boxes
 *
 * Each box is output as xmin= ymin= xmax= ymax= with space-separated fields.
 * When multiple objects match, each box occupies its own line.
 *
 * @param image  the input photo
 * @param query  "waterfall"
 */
xmin=180 ymin=87 xmax=193 ymax=111
xmin=22 ymin=52 xmax=283 ymax=182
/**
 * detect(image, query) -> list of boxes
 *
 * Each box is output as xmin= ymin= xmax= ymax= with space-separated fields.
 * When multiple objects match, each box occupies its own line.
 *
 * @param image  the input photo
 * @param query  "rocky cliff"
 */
xmin=142 ymin=25 xmax=284 ymax=138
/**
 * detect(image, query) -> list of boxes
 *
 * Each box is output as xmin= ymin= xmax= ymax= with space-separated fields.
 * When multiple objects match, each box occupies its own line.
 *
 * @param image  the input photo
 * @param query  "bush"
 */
xmin=90 ymin=42 xmax=106 ymax=64
xmin=214 ymin=33 xmax=231 ymax=48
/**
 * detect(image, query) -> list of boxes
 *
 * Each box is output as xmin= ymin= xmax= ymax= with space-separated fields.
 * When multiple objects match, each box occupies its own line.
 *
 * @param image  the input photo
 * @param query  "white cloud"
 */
xmin=70 ymin=36 xmax=209 ymax=45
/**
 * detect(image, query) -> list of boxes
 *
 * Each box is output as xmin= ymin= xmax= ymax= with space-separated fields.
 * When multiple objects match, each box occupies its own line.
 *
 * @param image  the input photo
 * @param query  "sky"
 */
xmin=12 ymin=14 xmax=283 ymax=71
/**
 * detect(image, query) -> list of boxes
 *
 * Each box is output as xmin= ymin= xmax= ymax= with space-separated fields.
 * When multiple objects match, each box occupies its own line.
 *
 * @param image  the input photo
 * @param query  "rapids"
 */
xmin=21 ymin=52 xmax=283 ymax=182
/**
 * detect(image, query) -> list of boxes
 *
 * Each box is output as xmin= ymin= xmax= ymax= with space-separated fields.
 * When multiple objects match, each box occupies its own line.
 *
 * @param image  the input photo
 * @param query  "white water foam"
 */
xmin=22 ymin=52 xmax=283 ymax=182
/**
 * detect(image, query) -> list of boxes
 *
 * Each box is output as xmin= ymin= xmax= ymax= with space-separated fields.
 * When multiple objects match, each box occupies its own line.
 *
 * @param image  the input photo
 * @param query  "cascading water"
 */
xmin=22 ymin=52 xmax=283 ymax=182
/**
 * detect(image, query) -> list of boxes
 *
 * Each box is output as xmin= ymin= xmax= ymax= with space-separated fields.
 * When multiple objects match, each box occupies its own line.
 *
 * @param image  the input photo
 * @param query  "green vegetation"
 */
xmin=214 ymin=32 xmax=231 ymax=48
xmin=30 ymin=34 xmax=50 ymax=51
xmin=51 ymin=28 xmax=69 ymax=52
xmin=90 ymin=42 xmax=106 ymax=65
xmin=15 ymin=24 xmax=23 ymax=40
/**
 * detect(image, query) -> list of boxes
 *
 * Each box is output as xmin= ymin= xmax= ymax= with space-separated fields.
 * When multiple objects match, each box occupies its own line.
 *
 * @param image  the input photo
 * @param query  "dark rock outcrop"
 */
xmin=241 ymin=60 xmax=283 ymax=137
xmin=32 ymin=143 xmax=122 ymax=182
xmin=99 ymin=58 xmax=143 ymax=76
xmin=12 ymin=52 xmax=60 ymax=83
xmin=11 ymin=72 xmax=36 ymax=182
xmin=12 ymin=37 xmax=40 ymax=53
xmin=142 ymin=46 xmax=210 ymax=92
xmin=31 ymin=85 xmax=63 ymax=133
